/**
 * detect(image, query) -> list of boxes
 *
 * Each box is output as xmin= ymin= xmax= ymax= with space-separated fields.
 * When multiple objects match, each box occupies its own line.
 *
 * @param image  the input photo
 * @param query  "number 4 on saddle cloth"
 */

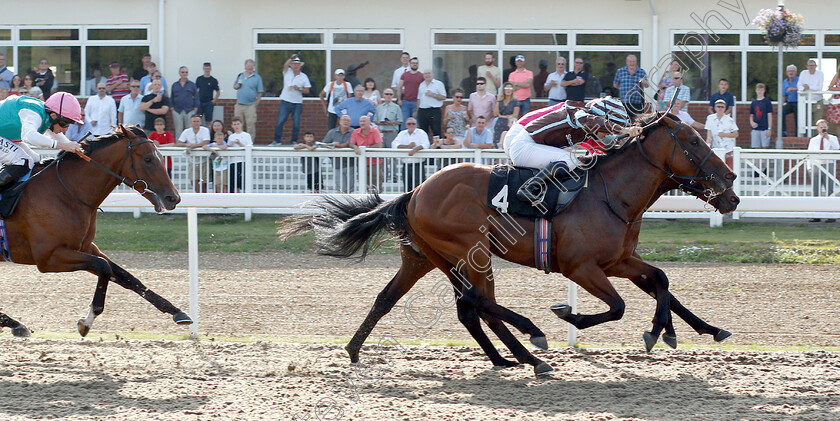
xmin=0 ymin=167 xmax=34 ymax=262
xmin=487 ymin=163 xmax=588 ymax=219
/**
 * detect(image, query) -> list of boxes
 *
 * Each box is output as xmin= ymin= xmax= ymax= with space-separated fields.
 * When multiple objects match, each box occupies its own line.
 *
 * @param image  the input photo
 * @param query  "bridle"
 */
xmin=55 ymin=133 xmax=158 ymax=210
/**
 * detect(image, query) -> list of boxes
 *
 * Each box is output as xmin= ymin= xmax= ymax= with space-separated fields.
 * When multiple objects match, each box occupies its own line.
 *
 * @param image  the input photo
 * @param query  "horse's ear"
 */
xmin=121 ymin=124 xmax=135 ymax=139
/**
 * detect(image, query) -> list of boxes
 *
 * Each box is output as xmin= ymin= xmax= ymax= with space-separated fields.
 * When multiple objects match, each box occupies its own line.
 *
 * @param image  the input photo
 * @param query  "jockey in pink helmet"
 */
xmin=0 ymin=92 xmax=84 ymax=189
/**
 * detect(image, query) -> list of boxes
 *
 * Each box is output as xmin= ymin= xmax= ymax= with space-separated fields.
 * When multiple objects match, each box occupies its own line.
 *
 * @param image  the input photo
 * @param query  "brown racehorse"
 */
xmin=281 ymin=112 xmax=740 ymax=376
xmin=0 ymin=126 xmax=190 ymax=338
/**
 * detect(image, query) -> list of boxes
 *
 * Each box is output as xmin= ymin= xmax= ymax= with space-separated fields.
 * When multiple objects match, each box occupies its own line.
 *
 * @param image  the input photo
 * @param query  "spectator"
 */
xmin=84 ymin=82 xmax=117 ymax=136
xmin=118 ymin=80 xmax=145 ymax=127
xmin=175 ymin=114 xmax=211 ymax=193
xmin=431 ymin=127 xmax=463 ymax=149
xmin=132 ymin=53 xmax=152 ymax=81
xmin=464 ymin=116 xmax=494 ymax=149
xmin=344 ymin=61 xmax=367 ymax=88
xmin=148 ymin=117 xmax=175 ymax=178
xmin=708 ymin=78 xmax=735 ymax=114
xmin=391 ymin=51 xmax=410 ymax=89
xmin=140 ymin=62 xmax=166 ymax=93
xmin=416 ymin=68 xmax=447 ymax=139
xmin=478 ymin=52 xmax=502 ymax=96
xmin=494 ymin=82 xmax=520 ymax=143
xmin=807 ymin=120 xmax=839 ymax=219
xmin=350 ymin=115 xmax=385 ymax=193
xmin=599 ymin=62 xmax=618 ymax=97
xmin=503 ymin=55 xmax=517 ymax=85
xmin=508 ymin=55 xmax=534 ymax=115
xmin=22 ymin=74 xmax=34 ymax=92
xmin=362 ymin=77 xmax=380 ymax=105
xmin=210 ymin=120 xmax=228 ymax=144
xmin=749 ymin=83 xmax=773 ymax=149
xmin=139 ymin=79 xmax=170 ymax=132
xmin=86 ymin=66 xmax=109 ymax=96
xmin=9 ymin=75 xmax=24 ymax=95
xmin=319 ymin=68 xmax=352 ymax=130
xmin=396 ymin=57 xmax=423 ymax=130
xmin=65 ymin=110 xmax=94 ymax=142
xmin=443 ymin=88 xmax=469 ymax=142
xmin=544 ymin=57 xmax=567 ymax=106
xmin=782 ymin=65 xmax=799 ymax=136
xmin=392 ymin=117 xmax=429 ymax=191
xmin=196 ymin=62 xmax=220 ymax=125
xmin=272 ymin=54 xmax=311 ymax=145
xmin=798 ymin=59 xmax=825 ymax=123
xmin=323 ymin=114 xmax=355 ymax=193
xmin=671 ymin=99 xmax=705 ymax=132
xmin=233 ymin=59 xmax=264 ymax=138
xmin=826 ymin=63 xmax=840 ymax=135
xmin=170 ymin=66 xmax=200 ymax=136
xmin=534 ymin=59 xmax=549 ymax=98
xmin=459 ymin=65 xmax=478 ymax=97
xmin=705 ymin=99 xmax=739 ymax=152
xmin=374 ymin=88 xmax=403 ymax=148
xmin=613 ymin=54 xmax=648 ymax=122
xmin=468 ymin=77 xmax=496 ymax=126
xmin=0 ymin=88 xmax=7 ymax=101
xmin=562 ymin=57 xmax=588 ymax=104
xmin=206 ymin=131 xmax=229 ymax=193
xmin=663 ymin=72 xmax=691 ymax=108
xmin=656 ymin=59 xmax=681 ymax=110
xmin=34 ymin=58 xmax=56 ymax=98
xmin=105 ymin=61 xmax=130 ymax=106
xmin=142 ymin=70 xmax=168 ymax=95
xmin=433 ymin=57 xmax=451 ymax=96
xmin=0 ymin=54 xmax=13 ymax=90
xmin=582 ymin=62 xmax=602 ymax=100
xmin=293 ymin=131 xmax=321 ymax=193
xmin=227 ymin=117 xmax=253 ymax=192
xmin=25 ymin=86 xmax=43 ymax=100
xmin=334 ymin=84 xmax=376 ymax=129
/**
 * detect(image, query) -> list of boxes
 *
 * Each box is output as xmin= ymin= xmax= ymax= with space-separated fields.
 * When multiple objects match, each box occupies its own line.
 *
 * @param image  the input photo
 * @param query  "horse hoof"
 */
xmin=662 ymin=333 xmax=677 ymax=349
xmin=534 ymin=362 xmax=555 ymax=376
xmin=493 ymin=359 xmax=520 ymax=369
xmin=172 ymin=311 xmax=193 ymax=325
xmin=11 ymin=325 xmax=31 ymax=338
xmin=642 ymin=331 xmax=658 ymax=352
xmin=530 ymin=335 xmax=549 ymax=350
xmin=714 ymin=329 xmax=732 ymax=342
xmin=345 ymin=344 xmax=360 ymax=364
xmin=77 ymin=319 xmax=90 ymax=337
xmin=550 ymin=304 xmax=571 ymax=319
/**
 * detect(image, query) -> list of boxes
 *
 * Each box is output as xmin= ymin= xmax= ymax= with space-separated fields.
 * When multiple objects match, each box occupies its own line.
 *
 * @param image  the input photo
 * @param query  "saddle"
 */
xmin=487 ymin=164 xmax=587 ymax=219
xmin=0 ymin=168 xmax=34 ymax=219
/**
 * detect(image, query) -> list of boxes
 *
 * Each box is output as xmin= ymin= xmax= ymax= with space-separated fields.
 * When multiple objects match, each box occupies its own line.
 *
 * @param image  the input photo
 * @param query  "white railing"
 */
xmin=797 ymin=89 xmax=839 ymax=137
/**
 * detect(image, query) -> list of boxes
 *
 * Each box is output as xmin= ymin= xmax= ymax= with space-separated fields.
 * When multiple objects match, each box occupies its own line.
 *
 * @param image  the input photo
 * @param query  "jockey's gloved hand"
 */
xmin=56 ymin=137 xmax=83 ymax=154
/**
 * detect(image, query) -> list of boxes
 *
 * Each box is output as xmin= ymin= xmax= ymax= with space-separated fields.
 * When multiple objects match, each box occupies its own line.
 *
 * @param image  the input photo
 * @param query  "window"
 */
xmin=254 ymin=30 xmax=402 ymax=99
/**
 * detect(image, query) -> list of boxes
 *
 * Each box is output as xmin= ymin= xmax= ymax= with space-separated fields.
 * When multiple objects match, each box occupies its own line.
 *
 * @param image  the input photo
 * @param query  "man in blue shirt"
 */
xmin=708 ymin=78 xmax=735 ymax=115
xmin=334 ymin=85 xmax=376 ymax=129
xmin=782 ymin=65 xmax=799 ymax=136
xmin=170 ymin=66 xmax=200 ymax=136
xmin=612 ymin=54 xmax=648 ymax=122
xmin=233 ymin=59 xmax=264 ymax=139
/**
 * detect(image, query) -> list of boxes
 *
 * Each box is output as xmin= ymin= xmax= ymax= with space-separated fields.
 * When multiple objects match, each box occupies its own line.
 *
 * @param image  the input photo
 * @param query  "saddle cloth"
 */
xmin=0 ymin=168 xmax=33 ymax=219
xmin=487 ymin=164 xmax=587 ymax=218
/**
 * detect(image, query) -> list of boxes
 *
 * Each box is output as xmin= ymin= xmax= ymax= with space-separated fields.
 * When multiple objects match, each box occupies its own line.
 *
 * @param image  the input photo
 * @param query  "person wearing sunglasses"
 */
xmin=0 ymin=92 xmax=84 ymax=189
xmin=663 ymin=72 xmax=690 ymax=109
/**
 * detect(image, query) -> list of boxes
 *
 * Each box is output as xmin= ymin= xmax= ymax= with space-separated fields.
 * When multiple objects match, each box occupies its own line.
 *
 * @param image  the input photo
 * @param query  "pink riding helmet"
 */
xmin=44 ymin=92 xmax=84 ymax=124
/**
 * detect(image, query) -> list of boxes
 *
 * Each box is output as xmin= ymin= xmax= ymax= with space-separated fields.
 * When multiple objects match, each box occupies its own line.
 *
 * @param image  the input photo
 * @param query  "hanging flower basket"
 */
xmin=752 ymin=8 xmax=804 ymax=48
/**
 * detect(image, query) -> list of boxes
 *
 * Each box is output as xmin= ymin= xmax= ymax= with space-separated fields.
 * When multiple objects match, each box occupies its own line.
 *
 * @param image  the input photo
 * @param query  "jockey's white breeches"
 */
xmin=504 ymin=123 xmax=579 ymax=170
xmin=0 ymin=136 xmax=40 ymax=168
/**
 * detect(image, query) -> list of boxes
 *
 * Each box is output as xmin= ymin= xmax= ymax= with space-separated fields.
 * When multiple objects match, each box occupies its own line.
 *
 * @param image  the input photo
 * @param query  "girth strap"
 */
xmin=534 ymin=218 xmax=551 ymax=274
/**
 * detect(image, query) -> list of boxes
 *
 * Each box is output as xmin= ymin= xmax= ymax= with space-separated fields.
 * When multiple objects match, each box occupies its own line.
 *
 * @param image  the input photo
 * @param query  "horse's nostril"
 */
xmin=731 ymin=196 xmax=740 ymax=204
xmin=725 ymin=172 xmax=736 ymax=180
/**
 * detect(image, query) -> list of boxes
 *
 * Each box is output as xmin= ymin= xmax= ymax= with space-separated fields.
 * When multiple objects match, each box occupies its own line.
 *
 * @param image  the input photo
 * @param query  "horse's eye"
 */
xmin=691 ymin=139 xmax=699 ymax=146
xmin=144 ymin=156 xmax=153 ymax=163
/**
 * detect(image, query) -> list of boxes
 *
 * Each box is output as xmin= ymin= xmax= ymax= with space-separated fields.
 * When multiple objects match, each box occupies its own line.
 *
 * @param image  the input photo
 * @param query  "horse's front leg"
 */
xmin=551 ymin=263 xmax=626 ymax=331
xmin=36 ymin=248 xmax=112 ymax=337
xmin=0 ymin=312 xmax=31 ymax=337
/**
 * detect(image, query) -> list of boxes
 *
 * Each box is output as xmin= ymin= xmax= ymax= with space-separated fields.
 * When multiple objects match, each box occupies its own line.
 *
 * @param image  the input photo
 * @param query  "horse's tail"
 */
xmin=278 ymin=192 xmax=413 ymax=260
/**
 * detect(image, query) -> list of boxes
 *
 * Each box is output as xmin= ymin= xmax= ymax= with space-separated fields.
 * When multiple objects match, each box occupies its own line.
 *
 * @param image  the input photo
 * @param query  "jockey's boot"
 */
xmin=0 ymin=165 xmax=30 ymax=192
xmin=516 ymin=161 xmax=571 ymax=205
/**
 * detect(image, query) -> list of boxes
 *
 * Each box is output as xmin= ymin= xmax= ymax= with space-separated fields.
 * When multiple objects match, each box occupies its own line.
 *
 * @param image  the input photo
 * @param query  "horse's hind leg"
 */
xmin=0 ymin=312 xmax=31 ymax=337
xmin=346 ymin=244 xmax=435 ymax=363
xmin=552 ymin=264 xmax=626 ymax=331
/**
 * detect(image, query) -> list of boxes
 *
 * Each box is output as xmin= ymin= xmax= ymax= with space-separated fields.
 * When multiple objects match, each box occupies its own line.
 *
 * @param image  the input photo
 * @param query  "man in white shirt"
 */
xmin=705 ymin=99 xmax=739 ymax=152
xmin=417 ymin=69 xmax=447 ymax=139
xmin=272 ymin=54 xmax=311 ymax=146
xmin=807 ymin=119 xmax=839 ymax=209
xmin=84 ymin=82 xmax=117 ymax=136
xmin=543 ymin=58 xmax=567 ymax=106
xmin=118 ymin=80 xmax=145 ymax=127
xmin=391 ymin=52 xmax=410 ymax=89
xmin=174 ymin=114 xmax=211 ymax=193
xmin=391 ymin=117 xmax=430 ymax=190
xmin=797 ymin=60 xmax=825 ymax=123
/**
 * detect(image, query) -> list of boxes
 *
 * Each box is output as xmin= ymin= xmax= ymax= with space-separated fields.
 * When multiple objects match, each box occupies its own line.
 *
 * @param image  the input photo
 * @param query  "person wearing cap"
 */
xmin=508 ymin=55 xmax=534 ymax=115
xmin=272 ymin=54 xmax=311 ymax=145
xmin=105 ymin=61 xmax=130 ymax=106
xmin=0 ymin=92 xmax=84 ymax=189
xmin=85 ymin=82 xmax=117 ymax=136
xmin=705 ymin=98 xmax=739 ymax=154
xmin=233 ymin=59 xmax=264 ymax=138
xmin=544 ymin=57 xmax=568 ymax=106
xmin=319 ymin=68 xmax=352 ymax=130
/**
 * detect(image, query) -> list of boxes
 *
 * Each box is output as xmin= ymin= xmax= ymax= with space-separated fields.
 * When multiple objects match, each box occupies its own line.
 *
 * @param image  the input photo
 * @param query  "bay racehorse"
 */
xmin=281 ymin=112 xmax=740 ymax=376
xmin=0 ymin=125 xmax=191 ymax=338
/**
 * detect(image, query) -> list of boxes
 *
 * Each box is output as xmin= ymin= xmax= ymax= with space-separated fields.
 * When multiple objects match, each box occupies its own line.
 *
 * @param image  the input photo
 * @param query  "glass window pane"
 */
xmin=256 ymin=50 xmax=325 ymax=98
xmin=331 ymin=50 xmax=403 ymax=93
xmin=671 ymin=51 xmax=741 ymax=103
xmin=821 ymin=54 xmax=840 ymax=89
xmin=502 ymin=51 xmax=569 ymax=98
xmin=257 ymin=33 xmax=323 ymax=44
xmin=825 ymin=34 xmax=840 ymax=47
xmin=333 ymin=33 xmax=400 ymax=44
xmin=673 ymin=33 xmax=739 ymax=46
xmin=799 ymin=34 xmax=816 ymax=47
xmin=85 ymin=46 xmax=149 ymax=95
xmin=749 ymin=33 xmax=770 ymax=46
xmin=432 ymin=50 xmax=488 ymax=97
xmin=505 ymin=33 xmax=566 ymax=45
xmin=576 ymin=52 xmax=640 ymax=98
xmin=88 ymin=28 xmax=148 ymax=41
xmin=576 ymin=34 xmax=638 ymax=46
xmin=18 ymin=46 xmax=82 ymax=95
xmin=746 ymin=51 xmax=815 ymax=100
xmin=434 ymin=33 xmax=495 ymax=45
xmin=20 ymin=29 xmax=79 ymax=41
xmin=0 ymin=29 xmax=10 ymax=41
xmin=0 ymin=47 xmax=12 ymax=73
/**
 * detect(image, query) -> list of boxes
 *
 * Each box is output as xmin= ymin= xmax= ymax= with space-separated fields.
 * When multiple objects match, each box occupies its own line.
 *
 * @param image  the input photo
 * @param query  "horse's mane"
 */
xmin=580 ymin=112 xmax=677 ymax=170
xmin=60 ymin=126 xmax=146 ymax=162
